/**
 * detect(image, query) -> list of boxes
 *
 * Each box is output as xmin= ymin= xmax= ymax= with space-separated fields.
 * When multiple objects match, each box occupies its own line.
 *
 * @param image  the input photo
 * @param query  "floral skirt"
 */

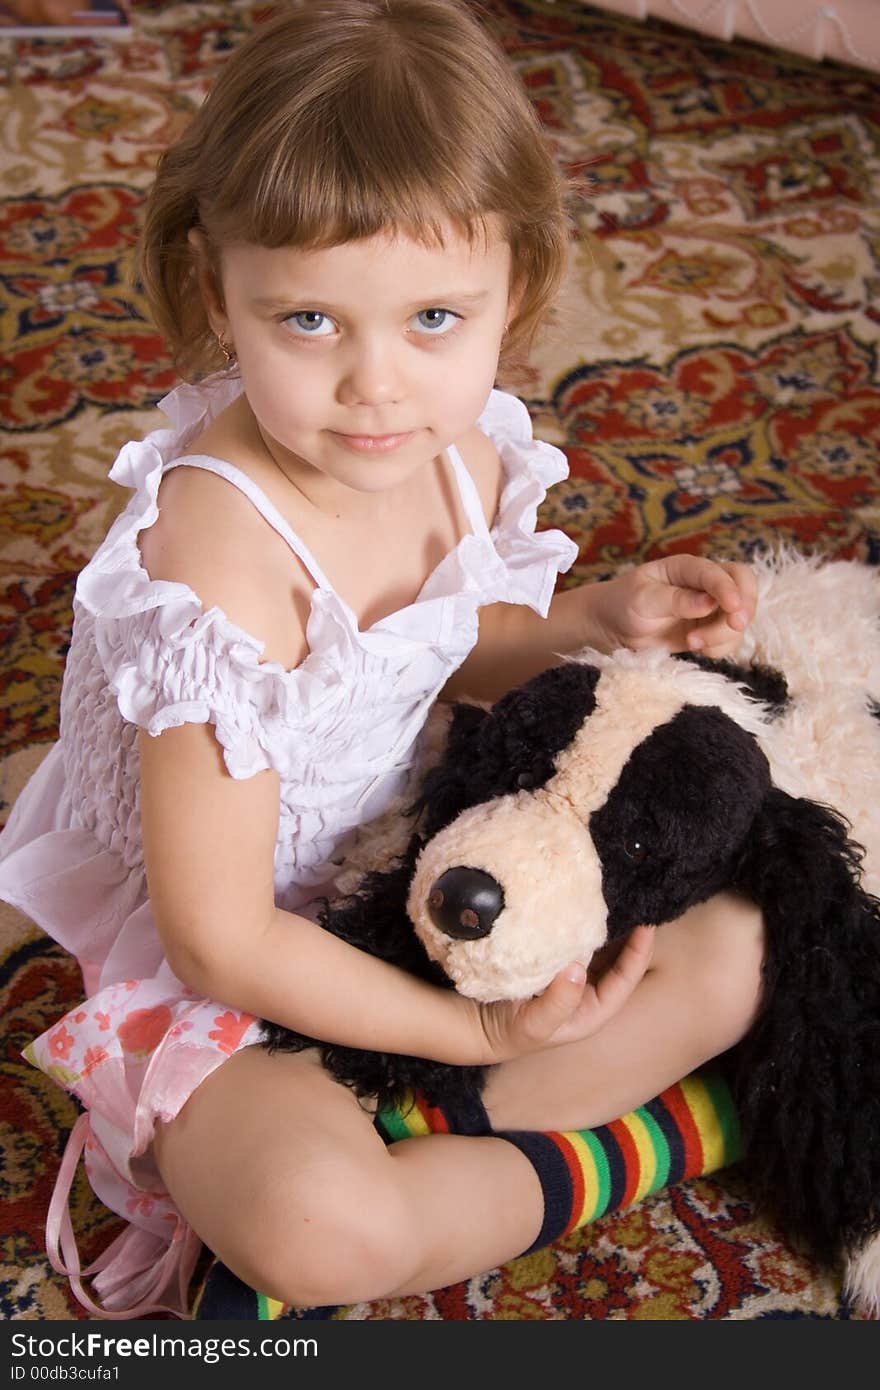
xmin=26 ymin=964 xmax=264 ymax=1319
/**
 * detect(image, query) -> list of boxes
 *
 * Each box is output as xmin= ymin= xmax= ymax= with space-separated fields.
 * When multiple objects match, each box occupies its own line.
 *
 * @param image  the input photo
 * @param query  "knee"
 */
xmin=229 ymin=1161 xmax=416 ymax=1309
xmin=657 ymin=891 xmax=766 ymax=1052
xmin=691 ymin=893 xmax=766 ymax=1044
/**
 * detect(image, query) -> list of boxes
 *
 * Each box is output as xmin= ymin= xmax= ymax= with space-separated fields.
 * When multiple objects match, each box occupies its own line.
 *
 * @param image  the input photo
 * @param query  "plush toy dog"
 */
xmin=262 ymin=552 xmax=880 ymax=1313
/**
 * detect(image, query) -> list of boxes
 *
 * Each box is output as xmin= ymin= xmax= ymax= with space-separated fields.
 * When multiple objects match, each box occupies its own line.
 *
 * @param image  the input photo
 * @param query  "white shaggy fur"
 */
xmin=740 ymin=552 xmax=880 ymax=1316
xmin=845 ymin=1234 xmax=880 ymax=1320
xmin=740 ymin=551 xmax=880 ymax=899
xmin=415 ymin=550 xmax=880 ymax=1313
xmin=334 ymin=551 xmax=880 ymax=1312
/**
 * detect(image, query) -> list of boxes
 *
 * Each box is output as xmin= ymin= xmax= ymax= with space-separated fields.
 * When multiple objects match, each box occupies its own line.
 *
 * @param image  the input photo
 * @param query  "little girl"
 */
xmin=0 ymin=0 xmax=763 ymax=1319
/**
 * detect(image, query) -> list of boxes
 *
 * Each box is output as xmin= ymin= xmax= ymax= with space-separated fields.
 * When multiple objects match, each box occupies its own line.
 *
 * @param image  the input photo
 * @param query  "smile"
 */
xmin=331 ymin=431 xmax=415 ymax=453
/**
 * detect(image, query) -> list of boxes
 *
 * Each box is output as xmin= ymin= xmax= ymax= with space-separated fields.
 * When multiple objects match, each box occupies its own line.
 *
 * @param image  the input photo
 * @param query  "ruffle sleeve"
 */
xmin=480 ymin=390 xmax=579 ymax=615
xmin=70 ymin=378 xmax=578 ymax=782
xmin=72 ymin=373 xmax=297 ymax=781
xmin=90 ymin=604 xmax=292 ymax=781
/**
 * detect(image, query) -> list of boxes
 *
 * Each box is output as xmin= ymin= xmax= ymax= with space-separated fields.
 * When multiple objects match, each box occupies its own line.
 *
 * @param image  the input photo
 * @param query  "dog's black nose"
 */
xmin=427 ymin=867 xmax=505 ymax=940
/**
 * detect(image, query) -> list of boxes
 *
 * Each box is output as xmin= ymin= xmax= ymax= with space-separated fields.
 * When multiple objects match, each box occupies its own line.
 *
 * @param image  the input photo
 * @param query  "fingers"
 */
xmin=686 ymin=561 xmax=758 ymax=653
xmin=661 ymin=555 xmax=753 ymax=626
xmin=652 ymin=557 xmax=756 ymax=653
xmin=518 ymin=962 xmax=588 ymax=1044
xmin=687 ymin=626 xmax=744 ymax=657
xmin=591 ymin=923 xmax=655 ymax=1014
xmin=522 ymin=926 xmax=655 ymax=1048
xmin=631 ymin=562 xmax=714 ymax=622
xmin=722 ymin=560 xmax=758 ymax=625
xmin=637 ymin=556 xmax=755 ymax=639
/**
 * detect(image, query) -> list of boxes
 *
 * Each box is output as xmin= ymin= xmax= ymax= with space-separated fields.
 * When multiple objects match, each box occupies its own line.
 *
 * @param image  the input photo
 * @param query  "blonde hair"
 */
xmin=139 ymin=0 xmax=571 ymax=378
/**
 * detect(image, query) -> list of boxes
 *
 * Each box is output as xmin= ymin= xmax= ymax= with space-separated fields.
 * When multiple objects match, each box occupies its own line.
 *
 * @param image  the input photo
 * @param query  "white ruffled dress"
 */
xmin=0 ymin=373 xmax=577 ymax=1318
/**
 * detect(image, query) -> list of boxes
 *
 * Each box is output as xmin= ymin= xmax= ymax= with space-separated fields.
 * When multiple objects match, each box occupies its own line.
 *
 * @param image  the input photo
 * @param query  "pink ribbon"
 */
xmin=46 ymin=1113 xmax=202 ymax=1319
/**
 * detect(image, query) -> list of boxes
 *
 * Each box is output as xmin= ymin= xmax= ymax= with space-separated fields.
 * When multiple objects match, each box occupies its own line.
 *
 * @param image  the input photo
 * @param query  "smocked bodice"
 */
xmin=56 ymin=374 xmax=577 ymax=908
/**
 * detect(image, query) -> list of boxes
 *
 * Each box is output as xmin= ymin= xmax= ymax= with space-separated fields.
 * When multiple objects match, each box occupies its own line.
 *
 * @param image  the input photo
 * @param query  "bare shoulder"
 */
xmin=138 ymin=466 xmax=309 ymax=670
xmin=138 ymin=465 xmax=267 ymax=598
xmin=456 ymin=423 xmax=503 ymax=528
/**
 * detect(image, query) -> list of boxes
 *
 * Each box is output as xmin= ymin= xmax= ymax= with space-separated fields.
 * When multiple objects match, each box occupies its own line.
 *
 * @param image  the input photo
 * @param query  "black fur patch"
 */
xmin=590 ymin=705 xmax=771 ymax=938
xmin=260 ymin=662 xmax=600 ymax=1106
xmin=674 ymin=652 xmax=790 ymax=716
xmin=729 ymin=788 xmax=880 ymax=1263
xmin=415 ymin=661 xmax=601 ymax=838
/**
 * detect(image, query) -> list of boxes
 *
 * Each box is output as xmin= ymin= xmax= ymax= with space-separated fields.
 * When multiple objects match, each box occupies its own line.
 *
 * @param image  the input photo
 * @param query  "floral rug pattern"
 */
xmin=1 ymin=0 xmax=878 ymax=1320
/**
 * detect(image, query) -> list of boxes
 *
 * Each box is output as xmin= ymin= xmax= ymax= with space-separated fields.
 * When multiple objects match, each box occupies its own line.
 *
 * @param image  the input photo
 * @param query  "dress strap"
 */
xmin=166 ymin=454 xmax=336 ymax=593
xmin=46 ymin=1112 xmax=201 ymax=1319
xmin=445 ymin=444 xmax=494 ymax=541
xmin=168 ymin=445 xmax=491 ymax=590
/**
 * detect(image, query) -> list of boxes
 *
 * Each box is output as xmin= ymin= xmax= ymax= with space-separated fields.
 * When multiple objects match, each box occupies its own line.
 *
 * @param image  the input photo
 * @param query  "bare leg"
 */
xmin=153 ymin=1045 xmax=543 ymax=1307
xmin=482 ymin=891 xmax=765 ymax=1133
xmin=154 ymin=892 xmax=762 ymax=1305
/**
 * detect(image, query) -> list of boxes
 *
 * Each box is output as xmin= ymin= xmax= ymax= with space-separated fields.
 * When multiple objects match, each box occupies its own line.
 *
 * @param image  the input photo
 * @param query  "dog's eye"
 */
xmin=516 ymin=770 xmax=538 ymax=789
xmin=623 ymin=832 xmax=649 ymax=862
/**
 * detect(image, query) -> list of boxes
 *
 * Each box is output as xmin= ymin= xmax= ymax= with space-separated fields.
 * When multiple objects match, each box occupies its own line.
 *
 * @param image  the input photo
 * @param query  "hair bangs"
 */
xmin=204 ymin=74 xmax=500 ymax=256
xmin=140 ymin=0 xmax=571 ymax=378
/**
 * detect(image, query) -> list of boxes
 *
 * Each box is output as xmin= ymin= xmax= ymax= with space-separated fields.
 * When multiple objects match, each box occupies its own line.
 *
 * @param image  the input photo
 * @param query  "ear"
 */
xmin=187 ymin=227 xmax=228 ymax=338
xmin=413 ymin=701 xmax=493 ymax=837
xmin=673 ymin=651 xmax=790 ymax=716
xmin=504 ymin=272 xmax=525 ymax=336
xmin=729 ymin=788 xmax=880 ymax=1267
xmin=416 ymin=662 xmax=601 ymax=837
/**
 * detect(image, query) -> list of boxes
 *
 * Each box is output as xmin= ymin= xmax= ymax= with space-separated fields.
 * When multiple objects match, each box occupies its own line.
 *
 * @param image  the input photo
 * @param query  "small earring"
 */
xmin=217 ymin=334 xmax=236 ymax=364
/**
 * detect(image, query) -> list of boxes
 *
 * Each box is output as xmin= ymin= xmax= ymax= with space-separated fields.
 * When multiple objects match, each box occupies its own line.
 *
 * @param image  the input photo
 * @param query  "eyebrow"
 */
xmin=253 ymin=290 xmax=492 ymax=312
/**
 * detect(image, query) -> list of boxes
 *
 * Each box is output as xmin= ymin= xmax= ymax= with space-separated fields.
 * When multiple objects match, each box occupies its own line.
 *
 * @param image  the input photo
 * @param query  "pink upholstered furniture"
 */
xmin=587 ymin=1 xmax=879 ymax=72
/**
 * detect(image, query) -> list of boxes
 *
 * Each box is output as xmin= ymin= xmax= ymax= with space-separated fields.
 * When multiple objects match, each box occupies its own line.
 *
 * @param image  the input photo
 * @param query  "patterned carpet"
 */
xmin=1 ymin=0 xmax=879 ymax=1321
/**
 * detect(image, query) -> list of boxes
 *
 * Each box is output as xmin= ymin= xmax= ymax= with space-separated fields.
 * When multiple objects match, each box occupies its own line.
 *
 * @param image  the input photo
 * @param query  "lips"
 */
xmin=331 ymin=431 xmax=415 ymax=453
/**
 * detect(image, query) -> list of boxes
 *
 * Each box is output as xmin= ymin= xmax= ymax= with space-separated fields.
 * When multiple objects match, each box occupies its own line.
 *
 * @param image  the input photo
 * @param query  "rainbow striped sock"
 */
xmin=375 ymin=1067 xmax=742 ymax=1255
xmin=196 ymin=1066 xmax=743 ymax=1318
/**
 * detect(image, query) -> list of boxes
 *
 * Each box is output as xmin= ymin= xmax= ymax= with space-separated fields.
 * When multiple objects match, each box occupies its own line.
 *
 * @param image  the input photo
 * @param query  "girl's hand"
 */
xmin=592 ymin=555 xmax=757 ymax=659
xmin=473 ymin=924 xmax=655 ymax=1064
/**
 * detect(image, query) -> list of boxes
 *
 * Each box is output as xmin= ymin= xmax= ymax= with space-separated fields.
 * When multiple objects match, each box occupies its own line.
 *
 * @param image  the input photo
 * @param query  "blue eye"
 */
xmin=285 ymin=311 xmax=334 ymax=337
xmin=412 ymin=308 xmax=459 ymax=335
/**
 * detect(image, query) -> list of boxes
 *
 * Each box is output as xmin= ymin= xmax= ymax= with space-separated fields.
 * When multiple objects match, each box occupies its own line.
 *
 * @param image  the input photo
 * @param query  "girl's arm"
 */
xmin=441 ymin=590 xmax=587 ymax=702
xmin=139 ymin=719 xmax=469 ymax=1059
xmin=138 ymin=719 xmax=654 ymax=1065
xmin=136 ymin=463 xmax=651 ymax=1064
xmin=444 ymin=556 xmax=758 ymax=704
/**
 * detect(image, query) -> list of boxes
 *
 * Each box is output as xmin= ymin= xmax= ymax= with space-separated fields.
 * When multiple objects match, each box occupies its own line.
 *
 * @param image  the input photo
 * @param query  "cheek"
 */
xmin=235 ymin=344 xmax=328 ymax=431
xmin=432 ymin=339 xmax=502 ymax=426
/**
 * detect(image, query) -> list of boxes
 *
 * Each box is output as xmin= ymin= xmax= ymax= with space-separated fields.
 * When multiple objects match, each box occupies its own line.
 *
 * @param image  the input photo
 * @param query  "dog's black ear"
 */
xmin=417 ymin=662 xmax=601 ymax=837
xmin=592 ymin=704 xmax=772 ymax=938
xmin=412 ymin=702 xmax=492 ymax=836
xmin=729 ymin=788 xmax=880 ymax=1265
xmin=674 ymin=652 xmax=790 ymax=716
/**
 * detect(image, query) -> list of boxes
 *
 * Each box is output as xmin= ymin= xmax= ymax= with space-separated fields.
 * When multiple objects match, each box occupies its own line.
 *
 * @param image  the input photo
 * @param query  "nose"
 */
xmin=427 ymin=867 xmax=505 ymax=940
xmin=336 ymin=336 xmax=404 ymax=407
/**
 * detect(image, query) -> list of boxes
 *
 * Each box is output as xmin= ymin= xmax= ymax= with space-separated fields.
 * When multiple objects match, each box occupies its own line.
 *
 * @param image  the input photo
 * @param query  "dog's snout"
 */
xmin=427 ymin=867 xmax=505 ymax=940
